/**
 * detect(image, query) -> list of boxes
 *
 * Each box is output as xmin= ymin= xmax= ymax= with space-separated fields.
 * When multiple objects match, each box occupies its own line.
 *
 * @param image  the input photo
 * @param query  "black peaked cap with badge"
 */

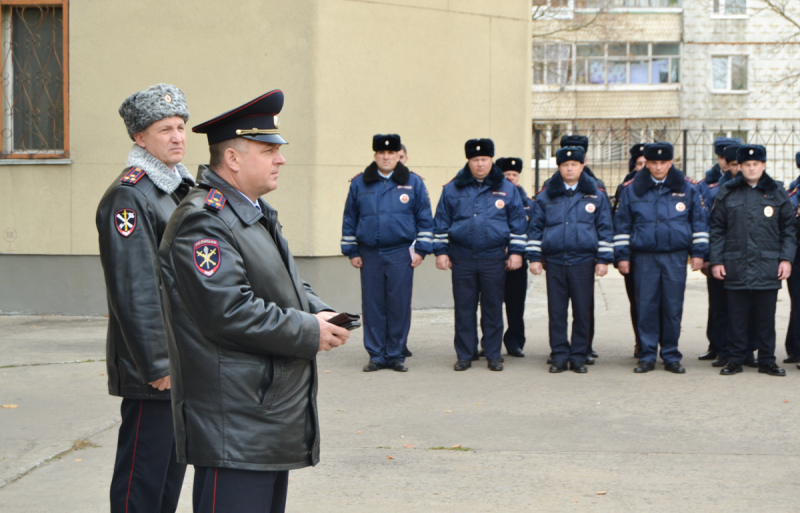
xmin=497 ymin=157 xmax=523 ymax=173
xmin=192 ymin=90 xmax=287 ymax=146
xmin=556 ymin=146 xmax=585 ymax=165
xmin=560 ymin=135 xmax=589 ymax=151
xmin=373 ymin=134 xmax=401 ymax=152
xmin=465 ymin=138 xmax=494 ymax=159
xmin=644 ymin=142 xmax=673 ymax=161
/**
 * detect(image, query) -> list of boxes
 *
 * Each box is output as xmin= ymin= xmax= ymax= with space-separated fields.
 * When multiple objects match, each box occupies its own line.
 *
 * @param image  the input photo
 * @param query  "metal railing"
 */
xmin=532 ymin=126 xmax=800 ymax=194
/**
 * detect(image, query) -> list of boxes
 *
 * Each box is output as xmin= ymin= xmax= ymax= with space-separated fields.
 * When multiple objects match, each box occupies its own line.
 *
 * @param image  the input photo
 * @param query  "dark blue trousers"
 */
xmin=624 ymin=263 xmax=642 ymax=350
xmin=632 ymin=251 xmax=686 ymax=364
xmin=110 ymin=399 xmax=186 ymax=513
xmin=727 ymin=289 xmax=778 ymax=366
xmin=193 ymin=467 xmax=288 ymax=513
xmin=360 ymin=247 xmax=413 ymax=366
xmin=785 ymin=258 xmax=800 ymax=357
xmin=451 ymin=253 xmax=506 ymax=361
xmin=545 ymin=260 xmax=594 ymax=365
xmin=503 ymin=264 xmax=528 ymax=352
xmin=706 ymin=274 xmax=730 ymax=359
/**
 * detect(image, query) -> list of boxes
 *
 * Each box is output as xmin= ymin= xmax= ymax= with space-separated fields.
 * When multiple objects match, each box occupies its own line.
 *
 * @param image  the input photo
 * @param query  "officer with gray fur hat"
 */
xmin=96 ymin=83 xmax=193 ymax=512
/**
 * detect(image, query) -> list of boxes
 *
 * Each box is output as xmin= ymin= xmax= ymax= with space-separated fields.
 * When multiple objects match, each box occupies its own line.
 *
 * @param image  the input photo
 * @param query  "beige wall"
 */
xmin=0 ymin=0 xmax=531 ymax=257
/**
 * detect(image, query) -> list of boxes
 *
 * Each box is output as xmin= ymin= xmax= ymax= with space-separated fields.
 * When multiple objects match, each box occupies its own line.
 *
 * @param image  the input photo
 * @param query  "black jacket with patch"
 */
xmin=709 ymin=173 xmax=797 ymax=290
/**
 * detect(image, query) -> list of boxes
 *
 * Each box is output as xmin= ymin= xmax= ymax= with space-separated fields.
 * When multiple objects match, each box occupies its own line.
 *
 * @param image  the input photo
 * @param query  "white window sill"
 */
xmin=711 ymin=90 xmax=749 ymax=95
xmin=533 ymin=84 xmax=681 ymax=92
xmin=710 ymin=14 xmax=749 ymax=20
xmin=0 ymin=158 xmax=72 ymax=165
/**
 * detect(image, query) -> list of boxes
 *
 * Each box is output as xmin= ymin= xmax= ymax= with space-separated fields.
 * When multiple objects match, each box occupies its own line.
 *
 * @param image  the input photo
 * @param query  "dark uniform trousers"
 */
xmin=706 ymin=275 xmax=730 ymax=359
xmin=727 ymin=289 xmax=779 ymax=366
xmin=785 ymin=254 xmax=800 ymax=358
xmin=110 ymin=399 xmax=186 ymax=513
xmin=503 ymin=265 xmax=528 ymax=352
xmin=632 ymin=251 xmax=686 ymax=364
xmin=360 ymin=246 xmax=413 ymax=366
xmin=451 ymin=250 xmax=506 ymax=361
xmin=624 ymin=263 xmax=642 ymax=350
xmin=545 ymin=261 xmax=594 ymax=364
xmin=193 ymin=467 xmax=288 ymax=513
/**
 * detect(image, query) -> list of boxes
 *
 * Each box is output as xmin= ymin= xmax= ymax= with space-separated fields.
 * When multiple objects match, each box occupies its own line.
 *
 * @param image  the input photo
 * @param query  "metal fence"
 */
xmin=532 ymin=126 xmax=800 ymax=194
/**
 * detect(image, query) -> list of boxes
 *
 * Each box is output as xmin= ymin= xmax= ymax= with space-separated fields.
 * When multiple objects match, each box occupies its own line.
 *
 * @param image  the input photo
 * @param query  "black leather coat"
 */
xmin=709 ymin=173 xmax=797 ymax=290
xmin=159 ymin=166 xmax=332 ymax=471
xmin=96 ymin=167 xmax=192 ymax=399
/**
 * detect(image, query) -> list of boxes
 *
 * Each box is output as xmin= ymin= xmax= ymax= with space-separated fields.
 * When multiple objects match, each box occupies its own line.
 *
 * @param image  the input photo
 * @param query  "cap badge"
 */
xmin=495 ymin=199 xmax=505 ymax=209
xmin=567 ymin=151 xmax=572 ymax=156
xmin=750 ymin=149 xmax=754 ymax=155
xmin=273 ymin=115 xmax=279 ymax=129
xmin=476 ymin=145 xmax=481 ymax=150
xmin=765 ymin=206 xmax=774 ymax=217
xmin=640 ymin=146 xmax=644 ymax=151
xmin=585 ymin=203 xmax=596 ymax=213
xmin=399 ymin=193 xmax=410 ymax=204
xmin=164 ymin=94 xmax=172 ymax=103
xmin=658 ymin=149 xmax=663 ymax=155
xmin=675 ymin=202 xmax=686 ymax=212
xmin=511 ymin=160 xmax=515 ymax=165
xmin=385 ymin=140 xmax=389 ymax=146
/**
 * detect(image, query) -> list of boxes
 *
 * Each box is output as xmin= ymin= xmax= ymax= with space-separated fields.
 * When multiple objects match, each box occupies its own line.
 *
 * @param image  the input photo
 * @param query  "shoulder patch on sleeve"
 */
xmin=114 ymin=208 xmax=137 ymax=237
xmin=194 ymin=239 xmax=221 ymax=276
xmin=120 ymin=167 xmax=145 ymax=185
xmin=349 ymin=172 xmax=363 ymax=183
xmin=204 ymin=189 xmax=227 ymax=212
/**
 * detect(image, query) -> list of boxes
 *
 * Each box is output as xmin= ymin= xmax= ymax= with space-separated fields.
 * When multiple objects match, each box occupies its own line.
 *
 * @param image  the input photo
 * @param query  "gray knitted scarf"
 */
xmin=125 ymin=144 xmax=194 ymax=194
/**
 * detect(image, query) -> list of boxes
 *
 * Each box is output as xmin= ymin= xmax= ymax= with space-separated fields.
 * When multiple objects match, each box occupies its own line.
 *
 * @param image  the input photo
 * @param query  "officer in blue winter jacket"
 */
xmin=784 ymin=151 xmax=800 ymax=366
xmin=527 ymin=147 xmax=614 ymax=373
xmin=341 ymin=134 xmax=434 ymax=373
xmin=496 ymin=156 xmax=534 ymax=358
xmin=614 ymin=142 xmax=709 ymax=374
xmin=434 ymin=139 xmax=528 ymax=372
xmin=696 ymin=136 xmax=740 ymax=204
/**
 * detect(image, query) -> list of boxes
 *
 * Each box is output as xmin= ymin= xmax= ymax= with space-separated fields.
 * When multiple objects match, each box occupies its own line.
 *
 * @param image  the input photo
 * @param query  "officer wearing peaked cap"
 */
xmin=97 ymin=83 xmax=192 ymax=513
xmin=528 ymin=147 xmax=614 ymax=374
xmin=434 ymin=139 xmax=528 ymax=372
xmin=710 ymin=145 xmax=796 ymax=377
xmin=496 ymin=156 xmax=535 ymax=358
xmin=614 ymin=142 xmax=709 ymax=374
xmin=158 ymin=90 xmax=349 ymax=513
xmin=612 ymin=144 xmax=647 ymax=359
xmin=341 ymin=134 xmax=434 ymax=372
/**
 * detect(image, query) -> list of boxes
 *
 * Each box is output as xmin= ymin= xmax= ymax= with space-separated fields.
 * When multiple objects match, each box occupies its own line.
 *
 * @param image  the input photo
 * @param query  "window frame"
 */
xmin=0 ymin=0 xmax=69 ymax=160
xmin=711 ymin=0 xmax=748 ymax=19
xmin=711 ymin=55 xmax=749 ymax=93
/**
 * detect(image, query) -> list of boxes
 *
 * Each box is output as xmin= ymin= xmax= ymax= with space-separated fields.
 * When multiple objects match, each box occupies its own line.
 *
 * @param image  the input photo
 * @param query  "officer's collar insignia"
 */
xmin=114 ymin=208 xmax=137 ymax=237
xmin=120 ymin=167 xmax=145 ymax=185
xmin=194 ymin=239 xmax=221 ymax=276
xmin=204 ymin=188 xmax=227 ymax=212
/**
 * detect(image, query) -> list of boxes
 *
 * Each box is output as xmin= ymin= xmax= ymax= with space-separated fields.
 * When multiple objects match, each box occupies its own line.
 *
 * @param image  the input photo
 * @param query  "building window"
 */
xmin=713 ymin=0 xmax=746 ymax=15
xmin=535 ymin=42 xmax=680 ymax=86
xmin=0 ymin=1 xmax=68 ymax=158
xmin=577 ymin=0 xmax=681 ymax=7
xmin=712 ymin=56 xmax=748 ymax=92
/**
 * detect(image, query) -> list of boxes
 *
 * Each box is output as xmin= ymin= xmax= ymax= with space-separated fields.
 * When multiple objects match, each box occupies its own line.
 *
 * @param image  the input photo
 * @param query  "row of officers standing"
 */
xmin=342 ymin=133 xmax=800 ymax=377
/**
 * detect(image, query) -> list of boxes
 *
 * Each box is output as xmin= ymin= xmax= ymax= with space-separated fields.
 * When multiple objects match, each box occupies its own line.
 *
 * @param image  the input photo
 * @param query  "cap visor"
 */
xmin=243 ymin=134 xmax=288 ymax=145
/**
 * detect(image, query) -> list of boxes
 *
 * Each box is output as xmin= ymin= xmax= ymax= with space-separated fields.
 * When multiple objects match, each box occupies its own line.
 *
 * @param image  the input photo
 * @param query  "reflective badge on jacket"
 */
xmin=495 ymin=199 xmax=505 ymax=209
xmin=194 ymin=239 xmax=221 ymax=276
xmin=115 ymin=209 xmax=136 ymax=237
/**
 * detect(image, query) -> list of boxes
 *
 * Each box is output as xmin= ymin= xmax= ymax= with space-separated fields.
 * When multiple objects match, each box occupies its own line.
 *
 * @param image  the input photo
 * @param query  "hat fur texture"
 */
xmin=119 ymin=83 xmax=189 ymax=141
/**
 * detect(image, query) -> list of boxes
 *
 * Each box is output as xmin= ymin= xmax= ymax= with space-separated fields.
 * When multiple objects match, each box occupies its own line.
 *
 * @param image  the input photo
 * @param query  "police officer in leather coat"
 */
xmin=96 ymin=84 xmax=193 ymax=513
xmin=158 ymin=90 xmax=349 ymax=513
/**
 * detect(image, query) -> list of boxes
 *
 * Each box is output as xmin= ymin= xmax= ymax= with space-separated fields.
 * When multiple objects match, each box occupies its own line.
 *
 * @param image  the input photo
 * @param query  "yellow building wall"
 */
xmin=0 ymin=0 xmax=531 ymax=257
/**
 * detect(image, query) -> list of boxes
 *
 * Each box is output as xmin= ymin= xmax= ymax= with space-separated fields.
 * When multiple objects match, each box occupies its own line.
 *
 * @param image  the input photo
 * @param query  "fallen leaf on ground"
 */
xmin=387 ymin=456 xmax=395 ymax=460
xmin=355 ymin=431 xmax=363 ymax=434
xmin=452 ymin=444 xmax=462 ymax=448
xmin=784 ymin=400 xmax=789 ymax=403
xmin=1 ymin=404 xmax=18 ymax=409
xmin=444 ymin=410 xmax=452 ymax=413
xmin=403 ymin=445 xmax=414 ymax=448
xmin=324 ymin=371 xmax=331 ymax=373
xmin=477 ymin=403 xmax=482 ymax=406
xmin=75 ymin=459 xmax=82 ymax=462
xmin=597 ymin=491 xmax=606 ymax=495
xmin=571 ymin=499 xmax=579 ymax=502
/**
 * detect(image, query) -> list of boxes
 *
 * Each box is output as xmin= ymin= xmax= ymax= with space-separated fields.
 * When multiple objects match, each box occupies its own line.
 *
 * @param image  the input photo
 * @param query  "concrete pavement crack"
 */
xmin=0 ymin=359 xmax=105 ymax=369
xmin=0 ymin=417 xmax=121 ymax=489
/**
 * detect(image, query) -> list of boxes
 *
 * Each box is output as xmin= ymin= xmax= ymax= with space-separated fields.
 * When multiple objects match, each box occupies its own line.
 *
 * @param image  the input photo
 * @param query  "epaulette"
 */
xmin=120 ymin=167 xmax=145 ymax=185
xmin=536 ymin=186 xmax=546 ymax=196
xmin=349 ymin=172 xmax=363 ymax=183
xmin=623 ymin=179 xmax=635 ymax=187
xmin=709 ymin=182 xmax=720 ymax=189
xmin=204 ymin=188 xmax=227 ymax=212
xmin=789 ymin=188 xmax=797 ymax=197
xmin=685 ymin=177 xmax=698 ymax=185
xmin=442 ymin=178 xmax=455 ymax=187
xmin=598 ymin=187 xmax=606 ymax=194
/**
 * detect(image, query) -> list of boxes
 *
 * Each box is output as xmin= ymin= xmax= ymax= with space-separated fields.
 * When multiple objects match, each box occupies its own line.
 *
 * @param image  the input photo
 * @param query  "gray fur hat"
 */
xmin=119 ymin=83 xmax=189 ymax=140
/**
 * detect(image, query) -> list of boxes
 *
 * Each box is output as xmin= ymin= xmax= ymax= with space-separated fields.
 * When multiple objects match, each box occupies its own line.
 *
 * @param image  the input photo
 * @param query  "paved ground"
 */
xmin=1 ymin=269 xmax=799 ymax=512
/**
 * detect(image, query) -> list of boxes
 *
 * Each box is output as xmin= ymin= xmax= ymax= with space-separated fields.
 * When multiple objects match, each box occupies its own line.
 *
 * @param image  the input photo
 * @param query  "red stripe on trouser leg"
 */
xmin=212 ymin=468 xmax=218 ymax=513
xmin=125 ymin=401 xmax=144 ymax=513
